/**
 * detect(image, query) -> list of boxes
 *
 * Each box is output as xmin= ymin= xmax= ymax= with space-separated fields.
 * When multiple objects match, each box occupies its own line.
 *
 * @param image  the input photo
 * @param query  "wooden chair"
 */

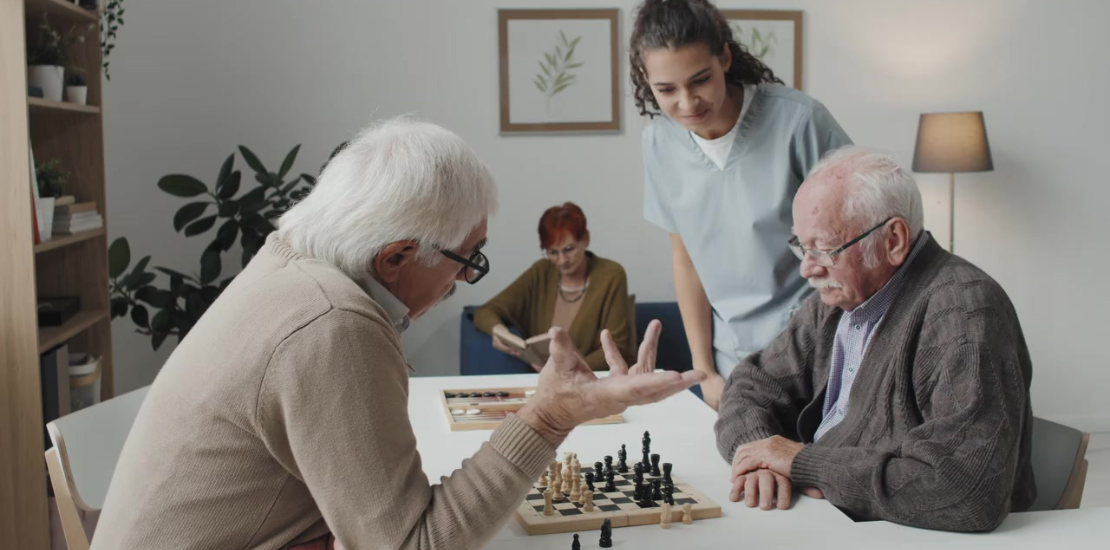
xmin=1029 ymin=416 xmax=1090 ymax=511
xmin=44 ymin=387 xmax=149 ymax=549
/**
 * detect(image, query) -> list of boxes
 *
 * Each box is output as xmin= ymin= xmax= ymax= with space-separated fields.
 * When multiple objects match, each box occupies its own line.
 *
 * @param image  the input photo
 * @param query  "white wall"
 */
xmin=105 ymin=0 xmax=1110 ymax=431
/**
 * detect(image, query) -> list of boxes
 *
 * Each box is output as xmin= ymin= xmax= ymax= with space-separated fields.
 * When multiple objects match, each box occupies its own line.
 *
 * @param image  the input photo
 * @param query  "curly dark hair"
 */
xmin=630 ymin=0 xmax=782 ymax=118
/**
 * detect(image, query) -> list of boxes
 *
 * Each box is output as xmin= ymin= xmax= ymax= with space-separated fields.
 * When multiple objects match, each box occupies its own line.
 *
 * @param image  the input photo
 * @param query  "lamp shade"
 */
xmin=912 ymin=111 xmax=994 ymax=173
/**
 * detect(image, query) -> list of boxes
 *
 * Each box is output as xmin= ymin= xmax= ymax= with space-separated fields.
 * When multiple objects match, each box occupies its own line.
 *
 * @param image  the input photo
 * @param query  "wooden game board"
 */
xmin=440 ymin=387 xmax=623 ymax=431
xmin=514 ymin=465 xmax=721 ymax=535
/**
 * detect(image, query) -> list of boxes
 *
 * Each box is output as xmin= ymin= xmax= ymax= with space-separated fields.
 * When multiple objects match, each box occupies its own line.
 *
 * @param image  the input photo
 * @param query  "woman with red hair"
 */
xmin=474 ymin=202 xmax=636 ymax=371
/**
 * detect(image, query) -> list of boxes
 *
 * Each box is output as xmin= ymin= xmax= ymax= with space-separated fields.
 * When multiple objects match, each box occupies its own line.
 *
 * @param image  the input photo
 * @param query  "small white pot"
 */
xmin=65 ymin=85 xmax=88 ymax=105
xmin=36 ymin=196 xmax=55 ymax=241
xmin=28 ymin=65 xmax=65 ymax=102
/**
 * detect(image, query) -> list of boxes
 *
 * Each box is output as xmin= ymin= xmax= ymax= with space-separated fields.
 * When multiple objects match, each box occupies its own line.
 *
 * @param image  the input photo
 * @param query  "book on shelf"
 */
xmin=54 ymin=195 xmax=76 ymax=207
xmin=55 ymin=200 xmax=96 ymax=214
xmin=492 ymin=324 xmax=553 ymax=365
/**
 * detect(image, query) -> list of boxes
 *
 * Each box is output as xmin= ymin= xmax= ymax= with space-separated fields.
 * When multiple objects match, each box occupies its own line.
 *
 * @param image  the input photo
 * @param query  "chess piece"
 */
xmin=651 ymin=453 xmax=661 ymax=477
xmin=643 ymin=431 xmax=651 ymax=452
xmin=617 ymin=444 xmax=629 ymax=473
xmin=642 ymin=446 xmax=651 ymax=469
xmin=543 ymin=487 xmax=555 ymax=516
xmin=604 ymin=470 xmax=617 ymax=493
xmin=570 ymin=468 xmax=582 ymax=502
xmin=583 ymin=489 xmax=595 ymax=512
xmin=632 ymin=462 xmax=644 ymax=500
xmin=599 ymin=518 xmax=613 ymax=548
xmin=663 ymin=462 xmax=673 ymax=486
xmin=652 ymin=479 xmax=663 ymax=501
xmin=639 ymin=481 xmax=654 ymax=508
xmin=552 ymin=463 xmax=564 ymax=501
xmin=584 ymin=472 xmax=595 ymax=491
xmin=682 ymin=502 xmax=693 ymax=524
xmin=572 ymin=534 xmax=581 ymax=550
xmin=663 ymin=482 xmax=675 ymax=505
xmin=604 ymin=455 xmax=614 ymax=476
xmin=540 ymin=468 xmax=549 ymax=486
xmin=594 ymin=461 xmax=604 ymax=478
xmin=660 ymin=502 xmax=672 ymax=529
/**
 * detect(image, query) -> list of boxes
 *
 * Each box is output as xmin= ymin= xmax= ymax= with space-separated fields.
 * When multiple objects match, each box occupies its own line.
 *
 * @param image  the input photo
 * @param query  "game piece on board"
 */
xmin=643 ymin=431 xmax=651 ymax=452
xmin=660 ymin=502 xmax=672 ymax=529
xmin=599 ymin=519 xmax=612 ymax=548
xmin=594 ymin=461 xmax=603 ymax=475
xmin=651 ymin=453 xmax=661 ymax=477
xmin=572 ymin=533 xmax=581 ymax=550
xmin=444 ymin=393 xmax=457 ymax=398
xmin=483 ymin=392 xmax=495 ymax=397
xmin=639 ymin=481 xmax=654 ymax=508
xmin=497 ymin=391 xmax=510 ymax=397
xmin=543 ymin=488 xmax=555 ymax=516
xmin=663 ymin=463 xmax=673 ymax=485
xmin=663 ymin=482 xmax=675 ymax=505
xmin=584 ymin=471 xmax=595 ymax=491
xmin=642 ymin=446 xmax=650 ymax=468
xmin=682 ymin=503 xmax=693 ymax=524
xmin=617 ymin=445 xmax=629 ymax=473
xmin=604 ymin=470 xmax=617 ymax=492
xmin=570 ymin=471 xmax=582 ymax=502
xmin=540 ymin=468 xmax=549 ymax=486
xmin=450 ymin=409 xmax=464 ymax=415
xmin=583 ymin=488 xmax=595 ymax=512
xmin=466 ymin=409 xmax=481 ymax=415
xmin=604 ymin=455 xmax=614 ymax=476
xmin=470 ymin=392 xmax=482 ymax=398
xmin=652 ymin=479 xmax=663 ymax=501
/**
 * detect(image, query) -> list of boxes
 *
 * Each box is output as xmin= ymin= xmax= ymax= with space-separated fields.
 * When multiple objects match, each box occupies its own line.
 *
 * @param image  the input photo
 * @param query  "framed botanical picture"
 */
xmin=498 ymin=9 xmax=620 ymax=133
xmin=721 ymin=10 xmax=803 ymax=90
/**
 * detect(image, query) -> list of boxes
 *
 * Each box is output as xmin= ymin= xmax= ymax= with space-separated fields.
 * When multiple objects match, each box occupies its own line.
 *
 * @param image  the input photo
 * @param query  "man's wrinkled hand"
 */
xmin=731 ymin=435 xmax=804 ymax=479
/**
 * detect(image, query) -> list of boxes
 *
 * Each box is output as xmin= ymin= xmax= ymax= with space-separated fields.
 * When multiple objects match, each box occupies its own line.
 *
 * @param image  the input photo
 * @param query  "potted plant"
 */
xmin=65 ymin=67 xmax=88 ymax=105
xmin=26 ymin=15 xmax=91 ymax=101
xmin=35 ymin=158 xmax=68 ymax=241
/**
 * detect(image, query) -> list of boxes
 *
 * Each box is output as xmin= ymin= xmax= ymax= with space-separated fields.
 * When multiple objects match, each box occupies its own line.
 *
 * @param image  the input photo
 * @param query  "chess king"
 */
xmin=90 ymin=117 xmax=705 ymax=550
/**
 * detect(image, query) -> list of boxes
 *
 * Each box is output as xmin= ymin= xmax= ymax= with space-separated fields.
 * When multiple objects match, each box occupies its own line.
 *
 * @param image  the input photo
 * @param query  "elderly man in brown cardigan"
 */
xmin=91 ymin=117 xmax=704 ymax=550
xmin=714 ymin=146 xmax=1036 ymax=532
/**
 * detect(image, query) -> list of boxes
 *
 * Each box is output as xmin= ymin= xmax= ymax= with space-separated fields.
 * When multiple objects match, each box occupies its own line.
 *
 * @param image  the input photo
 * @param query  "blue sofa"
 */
xmin=459 ymin=302 xmax=702 ymax=399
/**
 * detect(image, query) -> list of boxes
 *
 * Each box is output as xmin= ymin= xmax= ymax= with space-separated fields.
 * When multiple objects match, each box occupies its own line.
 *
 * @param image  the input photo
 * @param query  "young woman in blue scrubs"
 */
xmin=631 ymin=0 xmax=852 ymax=409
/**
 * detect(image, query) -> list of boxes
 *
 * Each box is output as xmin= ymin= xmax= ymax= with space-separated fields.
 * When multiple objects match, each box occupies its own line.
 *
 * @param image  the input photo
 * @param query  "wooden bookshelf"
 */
xmin=3 ymin=1 xmax=111 ymax=548
xmin=33 ymin=226 xmax=105 ymax=253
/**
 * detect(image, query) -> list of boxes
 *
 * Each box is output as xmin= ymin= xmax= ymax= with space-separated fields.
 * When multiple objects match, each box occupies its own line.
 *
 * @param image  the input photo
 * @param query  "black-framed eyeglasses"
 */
xmin=788 ymin=217 xmax=892 ymax=268
xmin=440 ymin=248 xmax=490 ymax=284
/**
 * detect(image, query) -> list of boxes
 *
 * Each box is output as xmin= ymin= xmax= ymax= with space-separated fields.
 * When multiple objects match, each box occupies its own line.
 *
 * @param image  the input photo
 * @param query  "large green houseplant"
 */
xmin=109 ymin=144 xmax=340 ymax=350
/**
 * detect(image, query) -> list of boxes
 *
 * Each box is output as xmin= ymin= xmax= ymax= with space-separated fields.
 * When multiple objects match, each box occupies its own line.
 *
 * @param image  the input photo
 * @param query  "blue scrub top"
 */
xmin=642 ymin=83 xmax=852 ymax=375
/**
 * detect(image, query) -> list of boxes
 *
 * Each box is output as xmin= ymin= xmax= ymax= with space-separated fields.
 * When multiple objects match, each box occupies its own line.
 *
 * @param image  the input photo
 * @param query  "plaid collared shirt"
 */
xmin=814 ymin=233 xmax=929 ymax=441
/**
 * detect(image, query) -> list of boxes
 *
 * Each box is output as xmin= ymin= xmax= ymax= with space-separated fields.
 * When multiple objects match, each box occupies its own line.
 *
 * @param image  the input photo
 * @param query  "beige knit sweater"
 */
xmin=91 ymin=236 xmax=557 ymax=550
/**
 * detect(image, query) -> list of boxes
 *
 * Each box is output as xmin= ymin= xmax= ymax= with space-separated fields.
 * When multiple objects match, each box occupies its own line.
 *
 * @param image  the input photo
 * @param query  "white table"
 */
xmin=409 ymin=374 xmax=1109 ymax=549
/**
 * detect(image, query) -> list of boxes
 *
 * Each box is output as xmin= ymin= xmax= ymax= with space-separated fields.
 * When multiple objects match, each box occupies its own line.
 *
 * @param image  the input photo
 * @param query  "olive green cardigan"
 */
xmin=473 ymin=253 xmax=636 ymax=370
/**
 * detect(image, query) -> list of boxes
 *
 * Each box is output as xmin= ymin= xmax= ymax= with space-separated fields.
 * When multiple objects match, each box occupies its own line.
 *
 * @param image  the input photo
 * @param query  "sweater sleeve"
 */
xmin=582 ymin=264 xmax=636 ymax=371
xmin=256 ymin=309 xmax=556 ymax=550
xmin=473 ymin=262 xmax=542 ymax=335
xmin=790 ymin=282 xmax=1032 ymax=533
xmin=714 ymin=296 xmax=823 ymax=462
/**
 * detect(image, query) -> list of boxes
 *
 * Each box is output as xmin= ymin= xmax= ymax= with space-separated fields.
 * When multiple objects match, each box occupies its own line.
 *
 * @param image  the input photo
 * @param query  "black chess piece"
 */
xmin=604 ymin=455 xmax=614 ymax=476
xmin=617 ymin=444 xmax=629 ymax=473
xmin=571 ymin=533 xmax=581 ymax=550
xmin=650 ymin=453 xmax=661 ymax=477
xmin=663 ymin=482 xmax=675 ymax=505
xmin=599 ymin=518 xmax=613 ymax=548
xmin=652 ymin=479 xmax=663 ymax=501
xmin=642 ymin=446 xmax=650 ymax=469
xmin=633 ymin=462 xmax=644 ymax=486
xmin=639 ymin=481 xmax=655 ymax=508
xmin=643 ymin=430 xmax=651 ymax=452
xmin=594 ymin=461 xmax=604 ymax=477
xmin=604 ymin=470 xmax=617 ymax=493
xmin=663 ymin=462 xmax=673 ymax=486
xmin=585 ymin=472 xmax=595 ymax=491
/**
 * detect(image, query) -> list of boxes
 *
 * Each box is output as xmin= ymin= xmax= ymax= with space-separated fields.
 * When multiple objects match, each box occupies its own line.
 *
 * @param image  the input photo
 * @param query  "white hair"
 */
xmin=806 ymin=146 xmax=925 ymax=268
xmin=277 ymin=116 xmax=498 ymax=278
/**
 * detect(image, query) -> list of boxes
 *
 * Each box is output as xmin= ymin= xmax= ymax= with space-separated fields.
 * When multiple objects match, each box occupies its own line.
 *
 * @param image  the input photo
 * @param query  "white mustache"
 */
xmin=809 ymin=277 xmax=843 ymax=290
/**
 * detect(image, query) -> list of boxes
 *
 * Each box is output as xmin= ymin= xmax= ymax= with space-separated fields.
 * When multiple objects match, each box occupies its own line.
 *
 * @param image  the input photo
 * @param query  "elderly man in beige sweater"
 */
xmin=91 ymin=117 xmax=704 ymax=550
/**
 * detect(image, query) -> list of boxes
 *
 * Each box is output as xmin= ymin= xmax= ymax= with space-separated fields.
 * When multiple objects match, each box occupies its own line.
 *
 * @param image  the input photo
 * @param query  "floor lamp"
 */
xmin=911 ymin=112 xmax=994 ymax=253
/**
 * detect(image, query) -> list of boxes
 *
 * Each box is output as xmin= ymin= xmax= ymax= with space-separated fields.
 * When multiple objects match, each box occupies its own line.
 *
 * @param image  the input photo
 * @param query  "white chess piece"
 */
xmin=552 ymin=463 xmax=564 ymax=501
xmin=583 ymin=489 xmax=595 ymax=512
xmin=543 ymin=487 xmax=555 ymax=516
xmin=682 ymin=502 xmax=693 ymax=524
xmin=660 ymin=502 xmax=672 ymax=529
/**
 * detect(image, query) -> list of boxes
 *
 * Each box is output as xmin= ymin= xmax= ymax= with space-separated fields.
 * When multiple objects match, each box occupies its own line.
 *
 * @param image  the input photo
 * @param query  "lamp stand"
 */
xmin=948 ymin=172 xmax=955 ymax=254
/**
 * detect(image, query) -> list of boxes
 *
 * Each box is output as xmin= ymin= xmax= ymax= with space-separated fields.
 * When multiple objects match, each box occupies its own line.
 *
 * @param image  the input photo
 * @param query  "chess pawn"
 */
xmin=651 ymin=453 xmax=661 ymax=477
xmin=682 ymin=502 xmax=693 ymax=524
xmin=594 ymin=461 xmax=604 ymax=478
xmin=543 ymin=487 xmax=555 ymax=516
xmin=660 ymin=502 xmax=672 ymax=529
xmin=539 ymin=467 xmax=549 ymax=486
xmin=572 ymin=533 xmax=581 ymax=550
xmin=583 ymin=489 xmax=595 ymax=512
xmin=584 ymin=472 xmax=595 ymax=491
xmin=604 ymin=455 xmax=614 ymax=476
xmin=617 ymin=444 xmax=629 ymax=473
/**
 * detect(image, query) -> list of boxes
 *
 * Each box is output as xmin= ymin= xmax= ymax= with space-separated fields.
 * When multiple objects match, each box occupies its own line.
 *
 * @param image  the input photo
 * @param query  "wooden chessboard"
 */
xmin=439 ymin=387 xmax=623 ymax=431
xmin=514 ymin=465 xmax=721 ymax=535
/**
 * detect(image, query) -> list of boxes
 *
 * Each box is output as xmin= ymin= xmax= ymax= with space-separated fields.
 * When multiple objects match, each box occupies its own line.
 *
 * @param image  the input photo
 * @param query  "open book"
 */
xmin=492 ymin=325 xmax=552 ymax=365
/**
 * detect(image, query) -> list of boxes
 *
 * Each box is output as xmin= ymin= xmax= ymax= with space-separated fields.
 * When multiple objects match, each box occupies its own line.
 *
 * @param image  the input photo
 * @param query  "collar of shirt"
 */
xmin=360 ymin=275 xmax=411 ymax=334
xmin=842 ymin=231 xmax=931 ymax=325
